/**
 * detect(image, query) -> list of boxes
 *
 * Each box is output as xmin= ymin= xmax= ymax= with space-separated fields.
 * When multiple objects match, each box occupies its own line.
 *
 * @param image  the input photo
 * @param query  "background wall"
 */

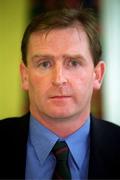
xmin=0 ymin=0 xmax=101 ymax=119
xmin=0 ymin=0 xmax=29 ymax=119
xmin=0 ymin=0 xmax=120 ymax=126
xmin=101 ymin=0 xmax=120 ymax=125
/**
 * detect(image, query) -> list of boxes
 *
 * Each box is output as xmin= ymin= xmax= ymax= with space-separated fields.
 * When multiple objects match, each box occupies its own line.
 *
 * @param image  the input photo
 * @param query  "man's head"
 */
xmin=21 ymin=8 xmax=102 ymax=66
xmin=20 ymin=8 xmax=105 ymax=135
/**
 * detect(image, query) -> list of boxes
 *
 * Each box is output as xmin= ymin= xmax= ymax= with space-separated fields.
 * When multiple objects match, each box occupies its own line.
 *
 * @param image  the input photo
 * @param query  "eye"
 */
xmin=38 ymin=60 xmax=52 ymax=69
xmin=68 ymin=59 xmax=80 ymax=67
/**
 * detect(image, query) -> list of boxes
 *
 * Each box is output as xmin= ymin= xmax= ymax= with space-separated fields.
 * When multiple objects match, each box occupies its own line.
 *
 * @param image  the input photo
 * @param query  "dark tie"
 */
xmin=52 ymin=141 xmax=71 ymax=180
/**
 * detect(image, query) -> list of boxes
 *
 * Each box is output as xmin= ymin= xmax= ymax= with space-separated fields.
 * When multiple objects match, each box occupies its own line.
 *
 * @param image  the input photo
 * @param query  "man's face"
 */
xmin=20 ymin=26 xmax=105 ymax=122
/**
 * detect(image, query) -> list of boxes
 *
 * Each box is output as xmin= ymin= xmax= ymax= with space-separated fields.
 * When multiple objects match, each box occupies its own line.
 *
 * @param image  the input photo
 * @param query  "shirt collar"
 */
xmin=65 ymin=118 xmax=90 ymax=169
xmin=29 ymin=115 xmax=59 ymax=165
xmin=29 ymin=114 xmax=90 ymax=168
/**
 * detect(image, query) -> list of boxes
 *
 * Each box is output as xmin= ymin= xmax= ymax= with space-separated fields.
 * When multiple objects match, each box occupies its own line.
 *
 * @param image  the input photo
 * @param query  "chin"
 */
xmin=45 ymin=110 xmax=74 ymax=120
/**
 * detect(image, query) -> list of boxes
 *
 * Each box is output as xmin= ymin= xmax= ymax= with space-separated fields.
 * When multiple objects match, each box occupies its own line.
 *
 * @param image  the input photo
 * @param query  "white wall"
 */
xmin=101 ymin=0 xmax=120 ymax=125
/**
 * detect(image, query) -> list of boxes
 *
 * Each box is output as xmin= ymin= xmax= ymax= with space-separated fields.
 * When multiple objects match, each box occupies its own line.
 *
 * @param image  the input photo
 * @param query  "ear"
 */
xmin=93 ymin=61 xmax=106 ymax=90
xmin=20 ymin=63 xmax=29 ymax=90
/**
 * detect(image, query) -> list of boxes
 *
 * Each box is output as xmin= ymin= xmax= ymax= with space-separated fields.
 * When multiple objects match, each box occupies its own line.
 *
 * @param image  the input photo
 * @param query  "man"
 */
xmin=0 ymin=8 xmax=120 ymax=180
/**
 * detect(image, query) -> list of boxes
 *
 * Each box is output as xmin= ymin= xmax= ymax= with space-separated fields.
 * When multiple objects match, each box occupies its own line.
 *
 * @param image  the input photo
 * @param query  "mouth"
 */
xmin=50 ymin=96 xmax=71 ymax=99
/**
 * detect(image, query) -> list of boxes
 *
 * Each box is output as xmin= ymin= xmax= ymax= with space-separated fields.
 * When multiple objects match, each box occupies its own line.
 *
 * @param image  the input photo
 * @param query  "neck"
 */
xmin=31 ymin=111 xmax=89 ymax=138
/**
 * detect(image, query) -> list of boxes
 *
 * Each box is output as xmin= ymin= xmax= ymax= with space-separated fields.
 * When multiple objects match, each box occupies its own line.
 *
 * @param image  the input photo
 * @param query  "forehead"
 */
xmin=27 ymin=26 xmax=91 ymax=57
xmin=29 ymin=25 xmax=88 ymax=42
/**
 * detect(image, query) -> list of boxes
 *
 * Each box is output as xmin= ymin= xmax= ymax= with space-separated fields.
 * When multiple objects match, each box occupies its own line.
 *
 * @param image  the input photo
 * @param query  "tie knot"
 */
xmin=52 ymin=141 xmax=69 ymax=161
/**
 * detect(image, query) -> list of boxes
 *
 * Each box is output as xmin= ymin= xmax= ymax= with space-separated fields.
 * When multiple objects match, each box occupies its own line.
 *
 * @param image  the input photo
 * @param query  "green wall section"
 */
xmin=0 ymin=0 xmax=29 ymax=119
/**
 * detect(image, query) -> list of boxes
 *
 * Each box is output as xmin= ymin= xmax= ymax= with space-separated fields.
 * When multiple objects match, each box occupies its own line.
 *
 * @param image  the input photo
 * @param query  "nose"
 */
xmin=52 ymin=64 xmax=68 ymax=86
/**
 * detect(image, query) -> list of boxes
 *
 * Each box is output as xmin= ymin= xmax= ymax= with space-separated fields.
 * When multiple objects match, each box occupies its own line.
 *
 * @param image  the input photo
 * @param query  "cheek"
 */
xmin=28 ymin=72 xmax=51 ymax=96
xmin=72 ymin=72 xmax=94 ymax=93
xmin=72 ymin=73 xmax=87 ymax=87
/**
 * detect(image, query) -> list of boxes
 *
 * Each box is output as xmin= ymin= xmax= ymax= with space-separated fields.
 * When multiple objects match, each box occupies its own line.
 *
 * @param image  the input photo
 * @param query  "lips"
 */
xmin=50 ymin=96 xmax=71 ymax=101
xmin=50 ymin=95 xmax=71 ymax=98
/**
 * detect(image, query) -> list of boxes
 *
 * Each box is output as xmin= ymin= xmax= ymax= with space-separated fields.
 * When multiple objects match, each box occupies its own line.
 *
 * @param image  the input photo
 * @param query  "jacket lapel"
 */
xmin=17 ymin=113 xmax=30 ymax=179
xmin=88 ymin=116 xmax=107 ymax=179
xmin=88 ymin=115 xmax=120 ymax=179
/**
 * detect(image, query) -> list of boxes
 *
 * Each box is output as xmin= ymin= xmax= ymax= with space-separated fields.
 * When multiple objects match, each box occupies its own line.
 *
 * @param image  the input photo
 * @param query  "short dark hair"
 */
xmin=21 ymin=8 xmax=102 ymax=65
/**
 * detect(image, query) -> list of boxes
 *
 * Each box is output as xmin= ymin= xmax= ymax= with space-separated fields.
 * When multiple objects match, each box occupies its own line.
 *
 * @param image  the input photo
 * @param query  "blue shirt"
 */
xmin=25 ymin=115 xmax=90 ymax=180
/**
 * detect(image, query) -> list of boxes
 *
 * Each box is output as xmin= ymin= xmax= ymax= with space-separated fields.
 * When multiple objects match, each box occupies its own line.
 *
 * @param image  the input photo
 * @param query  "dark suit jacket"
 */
xmin=0 ymin=113 xmax=120 ymax=179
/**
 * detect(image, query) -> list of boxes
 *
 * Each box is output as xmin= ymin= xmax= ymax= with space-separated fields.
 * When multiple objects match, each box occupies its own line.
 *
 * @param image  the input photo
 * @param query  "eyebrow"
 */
xmin=63 ymin=54 xmax=85 ymax=59
xmin=31 ymin=54 xmax=55 ymax=64
xmin=63 ymin=54 xmax=87 ymax=63
xmin=31 ymin=53 xmax=87 ymax=62
xmin=32 ymin=54 xmax=54 ymax=60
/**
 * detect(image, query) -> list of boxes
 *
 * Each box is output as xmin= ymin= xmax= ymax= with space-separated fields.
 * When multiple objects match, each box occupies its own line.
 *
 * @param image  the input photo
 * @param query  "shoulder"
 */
xmin=91 ymin=115 xmax=120 ymax=134
xmin=0 ymin=113 xmax=30 ymax=135
xmin=0 ymin=113 xmax=30 ymax=178
xmin=90 ymin=115 xmax=120 ymax=148
xmin=0 ymin=113 xmax=30 ymax=124
xmin=89 ymin=116 xmax=120 ymax=178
